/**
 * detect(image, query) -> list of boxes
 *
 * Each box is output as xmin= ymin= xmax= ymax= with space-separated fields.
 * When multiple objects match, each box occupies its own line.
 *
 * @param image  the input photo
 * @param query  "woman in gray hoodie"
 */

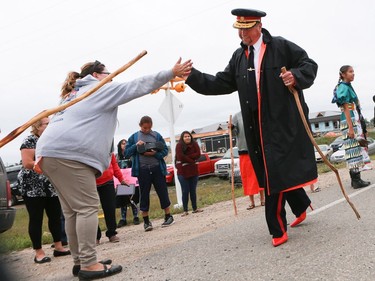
xmin=36 ymin=58 xmax=192 ymax=280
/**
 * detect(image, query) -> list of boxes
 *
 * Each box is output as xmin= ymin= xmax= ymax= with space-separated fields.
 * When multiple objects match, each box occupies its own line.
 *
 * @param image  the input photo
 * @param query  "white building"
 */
xmin=309 ymin=111 xmax=341 ymax=135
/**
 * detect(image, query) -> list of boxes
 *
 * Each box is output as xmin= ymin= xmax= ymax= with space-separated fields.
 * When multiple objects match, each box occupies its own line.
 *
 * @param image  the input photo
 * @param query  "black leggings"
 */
xmin=97 ymin=180 xmax=117 ymax=239
xmin=23 ymin=196 xmax=63 ymax=249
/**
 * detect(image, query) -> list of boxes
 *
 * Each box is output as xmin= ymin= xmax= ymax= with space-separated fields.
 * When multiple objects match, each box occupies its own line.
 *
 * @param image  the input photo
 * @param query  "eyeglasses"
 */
xmin=100 ymin=72 xmax=111 ymax=75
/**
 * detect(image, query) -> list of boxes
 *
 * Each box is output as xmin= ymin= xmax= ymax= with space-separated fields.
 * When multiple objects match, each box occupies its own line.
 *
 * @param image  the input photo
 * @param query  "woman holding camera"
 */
xmin=125 ymin=116 xmax=173 ymax=231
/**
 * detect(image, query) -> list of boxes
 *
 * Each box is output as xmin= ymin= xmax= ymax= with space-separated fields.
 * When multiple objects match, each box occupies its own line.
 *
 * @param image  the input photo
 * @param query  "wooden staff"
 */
xmin=228 ymin=114 xmax=238 ymax=216
xmin=0 ymin=50 xmax=147 ymax=149
xmin=281 ymin=67 xmax=360 ymax=219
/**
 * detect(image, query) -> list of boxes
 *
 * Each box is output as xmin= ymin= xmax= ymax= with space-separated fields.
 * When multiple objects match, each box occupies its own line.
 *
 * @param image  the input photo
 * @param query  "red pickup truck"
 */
xmin=166 ymin=153 xmax=221 ymax=184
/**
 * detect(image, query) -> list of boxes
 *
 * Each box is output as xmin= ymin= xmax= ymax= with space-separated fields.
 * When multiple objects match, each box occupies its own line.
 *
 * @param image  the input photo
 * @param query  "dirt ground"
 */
xmin=0 ymin=170 xmax=348 ymax=280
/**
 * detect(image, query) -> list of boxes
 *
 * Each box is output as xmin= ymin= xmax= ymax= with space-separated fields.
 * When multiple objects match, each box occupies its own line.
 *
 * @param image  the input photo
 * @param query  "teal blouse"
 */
xmin=334 ymin=82 xmax=358 ymax=106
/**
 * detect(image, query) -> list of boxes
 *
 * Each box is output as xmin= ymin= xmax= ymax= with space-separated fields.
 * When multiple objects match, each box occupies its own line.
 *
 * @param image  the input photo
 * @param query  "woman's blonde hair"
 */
xmin=60 ymin=71 xmax=80 ymax=99
xmin=30 ymin=119 xmax=44 ymax=136
xmin=60 ymin=60 xmax=106 ymax=99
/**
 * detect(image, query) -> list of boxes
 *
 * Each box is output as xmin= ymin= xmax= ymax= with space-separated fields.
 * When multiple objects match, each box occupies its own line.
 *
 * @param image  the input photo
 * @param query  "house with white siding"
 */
xmin=309 ymin=111 xmax=341 ymax=135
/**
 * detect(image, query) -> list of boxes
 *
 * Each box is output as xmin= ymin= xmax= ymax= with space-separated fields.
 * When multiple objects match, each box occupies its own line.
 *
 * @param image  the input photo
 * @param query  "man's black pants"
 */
xmin=265 ymin=187 xmax=311 ymax=238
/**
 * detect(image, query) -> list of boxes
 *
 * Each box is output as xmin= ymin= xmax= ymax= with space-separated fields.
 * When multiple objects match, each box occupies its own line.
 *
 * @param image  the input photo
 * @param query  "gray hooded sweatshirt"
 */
xmin=36 ymin=69 xmax=173 ymax=175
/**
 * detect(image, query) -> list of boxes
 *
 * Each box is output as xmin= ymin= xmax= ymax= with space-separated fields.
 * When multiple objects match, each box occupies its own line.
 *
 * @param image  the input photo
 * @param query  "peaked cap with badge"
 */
xmin=231 ymin=8 xmax=266 ymax=29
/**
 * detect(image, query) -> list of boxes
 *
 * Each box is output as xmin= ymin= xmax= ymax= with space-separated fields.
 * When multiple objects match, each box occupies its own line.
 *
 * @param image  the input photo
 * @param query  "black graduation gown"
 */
xmin=186 ymin=28 xmax=318 ymax=195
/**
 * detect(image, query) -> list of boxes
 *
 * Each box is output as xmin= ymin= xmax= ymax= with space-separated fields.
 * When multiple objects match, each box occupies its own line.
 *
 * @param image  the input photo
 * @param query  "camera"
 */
xmin=137 ymin=142 xmax=164 ymax=154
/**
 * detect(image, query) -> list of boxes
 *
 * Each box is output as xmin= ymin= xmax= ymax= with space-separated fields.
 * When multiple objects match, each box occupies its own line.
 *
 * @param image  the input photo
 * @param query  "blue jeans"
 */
xmin=178 ymin=175 xmax=198 ymax=212
xmin=138 ymin=166 xmax=170 ymax=212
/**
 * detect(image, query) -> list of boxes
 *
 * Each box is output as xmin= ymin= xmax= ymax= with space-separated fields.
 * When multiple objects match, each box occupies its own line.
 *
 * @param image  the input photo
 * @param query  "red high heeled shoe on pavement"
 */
xmin=290 ymin=211 xmax=306 ymax=227
xmin=272 ymin=232 xmax=288 ymax=247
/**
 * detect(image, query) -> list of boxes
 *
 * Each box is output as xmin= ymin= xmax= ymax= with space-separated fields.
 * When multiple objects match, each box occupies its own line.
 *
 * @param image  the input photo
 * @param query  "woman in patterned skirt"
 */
xmin=332 ymin=65 xmax=370 ymax=189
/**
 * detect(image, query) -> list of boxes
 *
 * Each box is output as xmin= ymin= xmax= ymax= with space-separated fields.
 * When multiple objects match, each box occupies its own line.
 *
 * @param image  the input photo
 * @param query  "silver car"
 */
xmin=314 ymin=144 xmax=333 ymax=162
xmin=0 ymin=157 xmax=16 ymax=233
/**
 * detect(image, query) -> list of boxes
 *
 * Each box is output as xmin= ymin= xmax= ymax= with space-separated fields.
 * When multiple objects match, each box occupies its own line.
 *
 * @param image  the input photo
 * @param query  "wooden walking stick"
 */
xmin=0 ymin=50 xmax=147 ymax=149
xmin=228 ymin=114 xmax=238 ymax=216
xmin=281 ymin=67 xmax=360 ymax=219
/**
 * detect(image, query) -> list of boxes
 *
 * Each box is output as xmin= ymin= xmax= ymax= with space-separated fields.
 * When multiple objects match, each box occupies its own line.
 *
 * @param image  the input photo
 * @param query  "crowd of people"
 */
xmin=13 ymin=6 xmax=372 ymax=281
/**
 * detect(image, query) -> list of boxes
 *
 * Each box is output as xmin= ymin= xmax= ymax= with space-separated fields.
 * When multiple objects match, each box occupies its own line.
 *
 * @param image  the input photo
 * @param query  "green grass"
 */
xmin=367 ymin=131 xmax=375 ymax=139
xmin=0 ymin=207 xmax=54 ymax=253
xmin=314 ymin=135 xmax=337 ymax=145
xmin=317 ymin=161 xmax=346 ymax=173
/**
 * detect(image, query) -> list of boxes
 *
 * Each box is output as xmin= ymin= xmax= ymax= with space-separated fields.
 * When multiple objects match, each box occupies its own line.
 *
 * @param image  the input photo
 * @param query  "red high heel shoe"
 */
xmin=290 ymin=211 xmax=306 ymax=227
xmin=272 ymin=232 xmax=288 ymax=247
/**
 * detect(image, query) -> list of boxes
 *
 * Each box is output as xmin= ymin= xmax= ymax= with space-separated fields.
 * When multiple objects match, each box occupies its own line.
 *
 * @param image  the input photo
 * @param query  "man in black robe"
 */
xmin=186 ymin=8 xmax=318 ymax=247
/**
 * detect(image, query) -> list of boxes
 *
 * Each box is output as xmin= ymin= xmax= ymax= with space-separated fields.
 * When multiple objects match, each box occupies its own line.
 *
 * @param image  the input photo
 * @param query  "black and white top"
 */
xmin=18 ymin=134 xmax=57 ymax=198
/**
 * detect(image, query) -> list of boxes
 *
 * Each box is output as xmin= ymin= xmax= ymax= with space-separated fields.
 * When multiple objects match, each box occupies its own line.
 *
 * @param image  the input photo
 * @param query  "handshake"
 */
xmin=137 ymin=142 xmax=164 ymax=154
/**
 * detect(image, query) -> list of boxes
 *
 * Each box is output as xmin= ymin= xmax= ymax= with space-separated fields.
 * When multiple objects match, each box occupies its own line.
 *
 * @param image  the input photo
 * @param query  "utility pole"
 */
xmin=155 ymin=78 xmax=186 ymax=208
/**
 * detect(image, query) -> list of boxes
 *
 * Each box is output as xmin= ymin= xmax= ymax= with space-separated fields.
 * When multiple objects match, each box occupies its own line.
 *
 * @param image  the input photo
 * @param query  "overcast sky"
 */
xmin=1 ymin=0 xmax=375 ymax=165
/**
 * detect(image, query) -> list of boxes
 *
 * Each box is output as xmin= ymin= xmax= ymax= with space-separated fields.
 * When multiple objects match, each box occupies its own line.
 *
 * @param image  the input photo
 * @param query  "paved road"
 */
xmin=2 ymin=170 xmax=374 ymax=281
xmin=121 ymin=172 xmax=375 ymax=281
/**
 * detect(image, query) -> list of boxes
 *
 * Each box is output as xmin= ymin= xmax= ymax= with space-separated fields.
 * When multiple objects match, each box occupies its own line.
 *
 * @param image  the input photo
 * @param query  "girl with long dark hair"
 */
xmin=175 ymin=131 xmax=203 ymax=216
xmin=332 ymin=65 xmax=370 ymax=188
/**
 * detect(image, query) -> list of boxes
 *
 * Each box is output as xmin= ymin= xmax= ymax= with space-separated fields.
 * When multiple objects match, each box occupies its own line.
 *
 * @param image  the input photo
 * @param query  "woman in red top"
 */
xmin=175 ymin=131 xmax=203 ymax=216
xmin=96 ymin=153 xmax=128 ymax=243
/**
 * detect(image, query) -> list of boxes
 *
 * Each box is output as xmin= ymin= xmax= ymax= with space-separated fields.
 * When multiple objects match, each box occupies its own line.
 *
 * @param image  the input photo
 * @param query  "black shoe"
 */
xmin=350 ymin=170 xmax=370 ymax=189
xmin=144 ymin=221 xmax=153 ymax=232
xmin=353 ymin=180 xmax=370 ymax=189
xmin=161 ymin=215 xmax=174 ymax=227
xmin=117 ymin=219 xmax=127 ymax=228
xmin=352 ymin=177 xmax=370 ymax=189
xmin=133 ymin=217 xmax=140 ymax=225
xmin=53 ymin=249 xmax=71 ymax=257
xmin=72 ymin=259 xmax=112 ymax=277
xmin=359 ymin=179 xmax=371 ymax=186
xmin=78 ymin=264 xmax=122 ymax=280
xmin=34 ymin=256 xmax=51 ymax=264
